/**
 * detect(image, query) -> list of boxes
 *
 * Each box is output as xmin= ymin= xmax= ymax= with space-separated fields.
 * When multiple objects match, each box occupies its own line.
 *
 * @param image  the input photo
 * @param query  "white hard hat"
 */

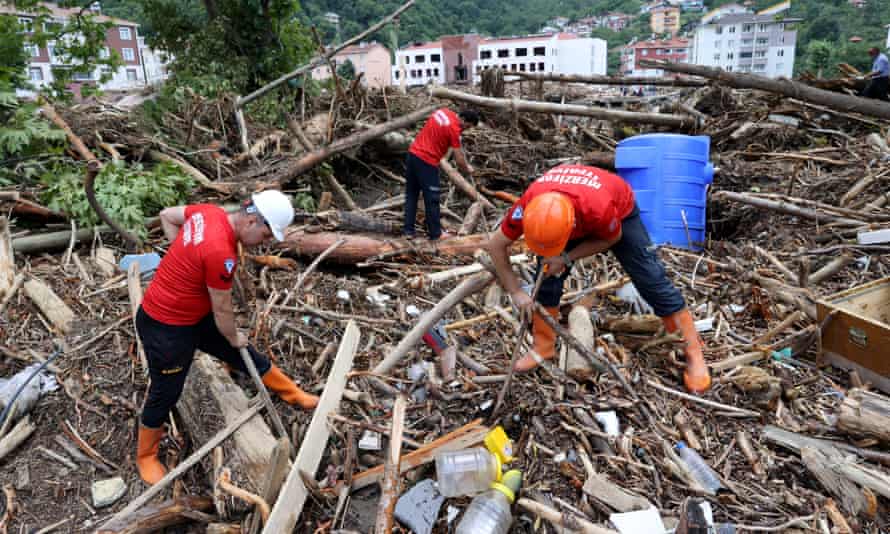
xmin=250 ymin=190 xmax=294 ymax=242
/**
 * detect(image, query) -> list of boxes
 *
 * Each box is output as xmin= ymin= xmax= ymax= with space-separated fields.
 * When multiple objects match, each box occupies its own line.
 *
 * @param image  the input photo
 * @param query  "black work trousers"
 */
xmin=136 ymin=307 xmax=271 ymax=428
xmin=403 ymin=152 xmax=444 ymax=239
xmin=862 ymin=76 xmax=889 ymax=101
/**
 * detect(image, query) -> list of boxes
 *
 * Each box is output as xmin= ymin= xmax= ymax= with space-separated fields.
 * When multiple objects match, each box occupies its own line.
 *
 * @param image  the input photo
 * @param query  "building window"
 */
xmin=754 ymin=64 xmax=765 ymax=71
xmin=713 ymin=53 xmax=720 ymax=61
xmin=727 ymin=52 xmax=734 ymax=60
xmin=25 ymin=44 xmax=40 ymax=57
xmin=742 ymin=24 xmax=753 ymax=32
xmin=777 ymin=49 xmax=784 ymax=57
xmin=755 ymin=50 xmax=766 ymax=58
xmin=433 ymin=68 xmax=439 ymax=77
xmin=779 ymin=36 xmax=785 ymax=44
xmin=431 ymin=54 xmax=441 ymax=62
xmin=415 ymin=55 xmax=425 ymax=63
xmin=47 ymin=44 xmax=56 ymax=62
xmin=497 ymin=49 xmax=509 ymax=58
xmin=72 ymin=71 xmax=92 ymax=81
xmin=122 ymin=47 xmax=135 ymax=61
xmin=426 ymin=68 xmax=431 ymax=77
xmin=726 ymin=65 xmax=733 ymax=71
xmin=510 ymin=64 xmax=516 ymax=71
xmin=779 ymin=23 xmax=785 ymax=31
xmin=18 ymin=17 xmax=33 ymax=32
xmin=530 ymin=63 xmax=536 ymax=72
xmin=405 ymin=56 xmax=410 ymax=64
xmin=756 ymin=38 xmax=768 ymax=45
xmin=641 ymin=49 xmax=648 ymax=56
xmin=758 ymin=23 xmax=768 ymax=31
xmin=119 ymin=27 xmax=132 ymax=40
xmin=28 ymin=67 xmax=43 ymax=81
xmin=515 ymin=48 xmax=527 ymax=57
xmin=533 ymin=46 xmax=545 ymax=56
xmin=126 ymin=69 xmax=138 ymax=81
xmin=742 ymin=39 xmax=753 ymax=45
xmin=100 ymin=46 xmax=110 ymax=59
xmin=715 ymin=25 xmax=723 ymax=34
xmin=519 ymin=63 xmax=526 ymax=71
xmin=538 ymin=62 xmax=544 ymax=71
xmin=480 ymin=50 xmax=492 ymax=59
xmin=394 ymin=71 xmax=400 ymax=79
xmin=728 ymin=25 xmax=736 ymax=33
xmin=739 ymin=51 xmax=752 ymax=59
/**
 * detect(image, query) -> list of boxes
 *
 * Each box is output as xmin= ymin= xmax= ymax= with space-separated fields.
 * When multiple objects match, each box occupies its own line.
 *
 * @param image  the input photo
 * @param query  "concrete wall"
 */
xmin=441 ymin=34 xmax=481 ymax=84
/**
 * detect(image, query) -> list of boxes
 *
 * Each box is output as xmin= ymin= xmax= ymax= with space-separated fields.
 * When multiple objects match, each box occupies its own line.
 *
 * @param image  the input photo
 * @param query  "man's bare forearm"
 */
xmin=490 ymin=241 xmax=522 ymax=295
xmin=566 ymin=237 xmax=615 ymax=262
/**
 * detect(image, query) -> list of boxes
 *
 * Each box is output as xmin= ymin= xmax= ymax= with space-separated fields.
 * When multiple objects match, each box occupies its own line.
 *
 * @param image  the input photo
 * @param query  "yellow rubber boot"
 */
xmin=663 ymin=309 xmax=711 ymax=393
xmin=136 ymin=425 xmax=167 ymax=485
xmin=262 ymin=365 xmax=319 ymax=409
xmin=514 ymin=306 xmax=560 ymax=372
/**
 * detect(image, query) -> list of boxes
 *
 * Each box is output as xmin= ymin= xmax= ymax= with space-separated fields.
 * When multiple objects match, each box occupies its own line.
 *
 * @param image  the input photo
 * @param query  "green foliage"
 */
xmin=0 ymin=15 xmax=28 ymax=90
xmin=40 ymin=162 xmax=195 ymax=238
xmin=807 ymin=40 xmax=833 ymax=76
xmin=336 ymin=58 xmax=356 ymax=80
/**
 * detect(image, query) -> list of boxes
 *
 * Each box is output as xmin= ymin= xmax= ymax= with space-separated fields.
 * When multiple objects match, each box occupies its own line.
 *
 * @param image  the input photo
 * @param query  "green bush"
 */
xmin=40 ymin=162 xmax=195 ymax=238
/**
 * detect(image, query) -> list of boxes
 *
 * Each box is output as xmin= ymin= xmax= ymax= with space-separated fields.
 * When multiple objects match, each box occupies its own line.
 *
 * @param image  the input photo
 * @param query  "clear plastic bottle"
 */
xmin=435 ymin=447 xmax=502 ymax=497
xmin=456 ymin=470 xmax=522 ymax=534
xmin=675 ymin=441 xmax=724 ymax=494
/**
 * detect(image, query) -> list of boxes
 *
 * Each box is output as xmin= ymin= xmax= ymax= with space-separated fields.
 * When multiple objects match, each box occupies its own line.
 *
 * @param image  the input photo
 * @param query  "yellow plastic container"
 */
xmin=484 ymin=426 xmax=514 ymax=464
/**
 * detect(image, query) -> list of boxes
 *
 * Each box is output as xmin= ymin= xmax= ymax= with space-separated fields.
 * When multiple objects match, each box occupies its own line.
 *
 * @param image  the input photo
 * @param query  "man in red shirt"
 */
xmin=134 ymin=190 xmax=318 ymax=485
xmin=487 ymin=164 xmax=711 ymax=394
xmin=404 ymin=108 xmax=479 ymax=240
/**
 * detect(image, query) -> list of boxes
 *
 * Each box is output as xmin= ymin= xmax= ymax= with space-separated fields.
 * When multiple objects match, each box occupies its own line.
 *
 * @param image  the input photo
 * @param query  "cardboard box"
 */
xmin=817 ymin=277 xmax=890 ymax=394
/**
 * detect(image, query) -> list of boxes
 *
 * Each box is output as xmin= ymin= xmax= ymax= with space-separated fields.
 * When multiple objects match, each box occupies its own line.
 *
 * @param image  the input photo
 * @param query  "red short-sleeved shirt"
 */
xmin=409 ymin=108 xmax=463 ymax=166
xmin=142 ymin=204 xmax=238 ymax=325
xmin=501 ymin=164 xmax=636 ymax=244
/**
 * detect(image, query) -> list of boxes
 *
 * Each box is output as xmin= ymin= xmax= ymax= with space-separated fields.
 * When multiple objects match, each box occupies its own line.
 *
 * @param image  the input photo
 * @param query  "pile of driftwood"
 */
xmin=3 ymin=30 xmax=890 ymax=534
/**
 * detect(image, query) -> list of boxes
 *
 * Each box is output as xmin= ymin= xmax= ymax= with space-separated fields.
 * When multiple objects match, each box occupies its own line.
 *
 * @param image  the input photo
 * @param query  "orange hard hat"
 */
xmin=524 ymin=192 xmax=575 ymax=257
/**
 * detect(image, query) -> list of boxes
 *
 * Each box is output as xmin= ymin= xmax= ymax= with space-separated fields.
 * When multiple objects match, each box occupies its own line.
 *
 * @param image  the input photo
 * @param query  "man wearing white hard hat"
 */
xmin=133 ymin=190 xmax=318 ymax=485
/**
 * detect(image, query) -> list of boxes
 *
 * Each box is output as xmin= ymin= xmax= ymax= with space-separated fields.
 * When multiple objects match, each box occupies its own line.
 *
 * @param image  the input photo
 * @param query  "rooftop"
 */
xmin=334 ymin=42 xmax=388 ymax=56
xmin=402 ymin=41 xmax=442 ymax=51
xmin=709 ymin=13 xmax=803 ymax=24
xmin=628 ymin=37 xmax=690 ymax=49
xmin=0 ymin=1 xmax=139 ymax=26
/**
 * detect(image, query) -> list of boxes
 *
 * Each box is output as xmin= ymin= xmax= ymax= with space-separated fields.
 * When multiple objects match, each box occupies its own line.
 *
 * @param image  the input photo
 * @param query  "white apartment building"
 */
xmin=471 ymin=33 xmax=607 ymax=83
xmin=392 ymin=41 xmax=446 ymax=87
xmin=691 ymin=12 xmax=799 ymax=78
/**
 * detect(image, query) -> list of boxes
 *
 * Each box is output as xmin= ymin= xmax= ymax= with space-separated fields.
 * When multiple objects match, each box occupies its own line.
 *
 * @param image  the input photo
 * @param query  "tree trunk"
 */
xmin=278 ymin=231 xmax=496 ymax=264
xmin=430 ymin=87 xmax=695 ymax=128
xmin=177 ymin=353 xmax=277 ymax=492
xmin=96 ymin=496 xmax=214 ymax=534
xmin=24 ymin=278 xmax=75 ymax=334
xmin=838 ymin=388 xmax=890 ymax=444
xmin=566 ymin=305 xmax=598 ymax=380
xmin=509 ymin=71 xmax=707 ymax=87
xmin=638 ymin=59 xmax=890 ymax=120
xmin=0 ymin=217 xmax=14 ymax=299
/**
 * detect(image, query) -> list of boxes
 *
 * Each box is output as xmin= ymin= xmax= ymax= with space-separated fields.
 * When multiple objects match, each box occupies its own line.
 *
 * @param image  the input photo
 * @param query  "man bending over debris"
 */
xmin=861 ymin=47 xmax=890 ymax=101
xmin=134 ymin=191 xmax=318 ymax=485
xmin=486 ymin=164 xmax=711 ymax=394
xmin=404 ymin=108 xmax=479 ymax=240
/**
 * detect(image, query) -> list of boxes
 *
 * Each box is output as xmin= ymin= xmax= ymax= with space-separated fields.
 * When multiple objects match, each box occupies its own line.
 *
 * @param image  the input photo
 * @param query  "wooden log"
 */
xmin=0 ymin=417 xmax=35 ymax=462
xmin=127 ymin=262 xmax=148 ymax=374
xmin=737 ymin=430 xmax=765 ymax=477
xmin=262 ymin=321 xmax=359 ymax=534
xmin=458 ymin=201 xmax=485 ymax=236
xmin=801 ymin=445 xmax=870 ymax=517
xmin=322 ymin=171 xmax=359 ymax=212
xmin=762 ymin=425 xmax=890 ymax=467
xmin=268 ymin=105 xmax=437 ymax=185
xmin=809 ymin=254 xmax=854 ymax=285
xmin=372 ymin=272 xmax=493 ymax=376
xmin=408 ymin=254 xmax=527 ymax=289
xmin=430 ymin=87 xmax=695 ymax=128
xmin=566 ymin=305 xmax=598 ymax=380
xmin=95 ymin=246 xmax=117 ymax=278
xmin=24 ymin=278 xmax=75 ymax=334
xmin=178 ymin=353 xmax=278 ymax=490
xmin=351 ymin=420 xmax=489 ymax=490
xmin=12 ymin=226 xmax=110 ymax=254
xmin=837 ymin=388 xmax=890 ymax=444
xmin=96 ymin=496 xmax=214 ymax=534
xmin=753 ymin=245 xmax=798 ymax=285
xmin=714 ymin=191 xmax=865 ymax=226
xmin=639 ymin=59 xmax=890 ymax=121
xmin=374 ymin=395 xmax=407 ymax=534
xmin=508 ymin=71 xmax=707 ymax=87
xmin=0 ymin=217 xmax=13 ymax=299
xmin=602 ymin=314 xmax=662 ymax=334
xmin=517 ymin=498 xmax=619 ymax=534
xmin=439 ymin=160 xmax=495 ymax=211
xmin=279 ymin=230 xmax=495 ymax=264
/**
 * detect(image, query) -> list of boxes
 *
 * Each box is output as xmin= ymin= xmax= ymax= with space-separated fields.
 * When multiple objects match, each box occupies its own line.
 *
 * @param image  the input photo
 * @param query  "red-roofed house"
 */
xmin=311 ymin=42 xmax=392 ymax=89
xmin=620 ymin=37 xmax=690 ymax=77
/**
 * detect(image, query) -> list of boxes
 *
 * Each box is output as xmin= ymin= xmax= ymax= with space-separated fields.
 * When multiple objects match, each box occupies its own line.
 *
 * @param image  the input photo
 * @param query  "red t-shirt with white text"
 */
xmin=142 ymin=204 xmax=237 ymax=325
xmin=501 ymin=165 xmax=636 ymax=244
xmin=409 ymin=108 xmax=463 ymax=166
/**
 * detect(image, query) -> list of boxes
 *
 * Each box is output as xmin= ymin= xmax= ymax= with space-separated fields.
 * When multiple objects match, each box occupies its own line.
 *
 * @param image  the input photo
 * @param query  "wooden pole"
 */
xmin=374 ymin=395 xmax=407 ymax=534
xmin=439 ymin=160 xmax=496 ymax=211
xmin=714 ymin=191 xmax=866 ymax=226
xmin=429 ymin=86 xmax=695 ymax=128
xmin=238 ymin=347 xmax=292 ymax=452
xmin=507 ymin=71 xmax=707 ymax=87
xmin=517 ymin=498 xmax=619 ymax=534
xmin=639 ymin=59 xmax=890 ymax=120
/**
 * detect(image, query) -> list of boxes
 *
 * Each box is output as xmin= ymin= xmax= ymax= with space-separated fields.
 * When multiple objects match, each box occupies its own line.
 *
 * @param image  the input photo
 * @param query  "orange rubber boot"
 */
xmin=262 ymin=365 xmax=319 ymax=409
xmin=136 ymin=425 xmax=167 ymax=485
xmin=514 ymin=306 xmax=560 ymax=372
xmin=663 ymin=309 xmax=711 ymax=393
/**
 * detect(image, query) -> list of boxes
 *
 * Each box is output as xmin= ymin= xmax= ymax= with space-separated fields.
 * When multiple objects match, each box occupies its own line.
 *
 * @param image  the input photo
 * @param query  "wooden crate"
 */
xmin=817 ymin=276 xmax=890 ymax=394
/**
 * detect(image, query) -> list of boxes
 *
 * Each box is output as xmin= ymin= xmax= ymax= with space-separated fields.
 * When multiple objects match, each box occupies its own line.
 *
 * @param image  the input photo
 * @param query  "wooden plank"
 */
xmin=24 ymin=277 xmax=75 ymax=333
xmin=375 ymin=395 xmax=407 ymax=533
xmin=0 ymin=217 xmax=14 ymax=299
xmin=246 ymin=438 xmax=291 ymax=534
xmin=262 ymin=320 xmax=360 ymax=534
xmin=351 ymin=420 xmax=489 ymax=490
xmin=127 ymin=261 xmax=148 ymax=374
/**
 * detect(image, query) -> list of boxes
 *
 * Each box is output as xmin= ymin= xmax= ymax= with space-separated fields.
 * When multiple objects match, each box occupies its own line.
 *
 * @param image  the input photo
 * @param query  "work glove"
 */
xmin=616 ymin=282 xmax=654 ymax=315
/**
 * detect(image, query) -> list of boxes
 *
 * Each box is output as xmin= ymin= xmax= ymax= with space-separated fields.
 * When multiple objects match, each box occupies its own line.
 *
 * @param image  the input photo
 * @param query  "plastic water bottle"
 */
xmin=675 ymin=442 xmax=724 ymax=494
xmin=435 ymin=447 xmax=502 ymax=497
xmin=456 ymin=470 xmax=522 ymax=534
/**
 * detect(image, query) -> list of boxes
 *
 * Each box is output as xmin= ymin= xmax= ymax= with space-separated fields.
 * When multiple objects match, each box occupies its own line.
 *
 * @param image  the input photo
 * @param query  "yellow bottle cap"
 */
xmin=490 ymin=469 xmax=522 ymax=503
xmin=484 ymin=426 xmax=514 ymax=464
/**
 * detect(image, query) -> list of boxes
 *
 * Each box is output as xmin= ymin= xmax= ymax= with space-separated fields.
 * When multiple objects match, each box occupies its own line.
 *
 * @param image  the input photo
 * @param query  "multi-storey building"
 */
xmin=620 ymin=37 xmax=690 ymax=77
xmin=690 ymin=9 xmax=799 ymax=78
xmin=471 ymin=33 xmax=607 ymax=82
xmin=3 ymin=1 xmax=167 ymax=95
xmin=312 ymin=42 xmax=392 ymax=89
xmin=440 ymin=34 xmax=483 ymax=84
xmin=651 ymin=5 xmax=681 ymax=35
xmin=392 ymin=41 xmax=445 ymax=87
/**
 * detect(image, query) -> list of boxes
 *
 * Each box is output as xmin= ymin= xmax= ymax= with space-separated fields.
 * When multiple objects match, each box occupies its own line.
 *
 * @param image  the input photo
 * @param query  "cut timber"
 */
xmin=714 ymin=191 xmax=865 ymax=226
xmin=837 ymin=388 xmax=890 ymax=444
xmin=801 ymin=445 xmax=871 ymax=517
xmin=0 ymin=217 xmax=13 ymax=299
xmin=13 ymin=226 xmax=110 ymax=254
xmin=583 ymin=469 xmax=652 ymax=512
xmin=146 ymin=150 xmax=230 ymax=194
xmin=279 ymin=230 xmax=496 ymax=264
xmin=178 ymin=353 xmax=277 ymax=490
xmin=508 ymin=71 xmax=707 ymax=87
xmin=246 ymin=437 xmax=291 ymax=534
xmin=459 ymin=201 xmax=485 ymax=236
xmin=566 ymin=305 xmax=598 ymax=380
xmin=351 ymin=420 xmax=489 ymax=490
xmin=373 ymin=272 xmax=493 ymax=376
xmin=374 ymin=395 xmax=407 ymax=533
xmin=517 ymin=498 xmax=619 ymax=534
xmin=639 ymin=59 xmax=890 ymax=121
xmin=430 ymin=86 xmax=695 ymax=128
xmin=94 ymin=246 xmax=117 ymax=278
xmin=262 ymin=321 xmax=359 ymax=534
xmin=809 ymin=254 xmax=854 ymax=285
xmin=602 ymin=314 xmax=662 ymax=334
xmin=24 ymin=278 xmax=75 ymax=334
xmin=439 ymin=160 xmax=495 ymax=210
xmin=762 ymin=425 xmax=890 ymax=467
xmin=127 ymin=262 xmax=148 ymax=374
xmin=95 ymin=496 xmax=213 ymax=534
xmin=0 ymin=416 xmax=35 ymax=462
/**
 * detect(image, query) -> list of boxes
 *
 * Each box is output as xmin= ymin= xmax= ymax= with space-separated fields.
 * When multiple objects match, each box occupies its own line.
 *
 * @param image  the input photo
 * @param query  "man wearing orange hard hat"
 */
xmin=486 ymin=164 xmax=711 ymax=393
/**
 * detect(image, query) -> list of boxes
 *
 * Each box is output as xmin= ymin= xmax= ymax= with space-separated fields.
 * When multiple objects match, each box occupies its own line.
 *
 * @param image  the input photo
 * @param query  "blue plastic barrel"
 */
xmin=614 ymin=134 xmax=714 ymax=251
